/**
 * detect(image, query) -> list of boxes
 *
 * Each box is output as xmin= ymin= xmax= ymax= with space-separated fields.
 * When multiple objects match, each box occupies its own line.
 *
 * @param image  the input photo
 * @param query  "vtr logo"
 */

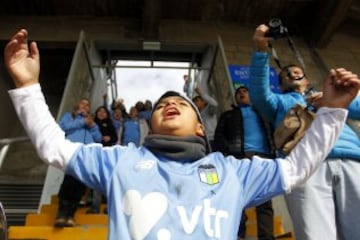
xmin=177 ymin=199 xmax=229 ymax=238
xmin=123 ymin=190 xmax=229 ymax=240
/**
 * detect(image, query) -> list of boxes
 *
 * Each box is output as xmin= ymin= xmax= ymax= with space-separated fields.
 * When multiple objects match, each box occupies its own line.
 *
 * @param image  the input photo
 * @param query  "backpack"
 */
xmin=274 ymin=104 xmax=316 ymax=155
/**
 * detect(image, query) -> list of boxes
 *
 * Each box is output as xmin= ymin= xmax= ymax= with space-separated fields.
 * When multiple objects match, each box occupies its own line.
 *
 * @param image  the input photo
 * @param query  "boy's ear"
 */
xmin=196 ymin=123 xmax=205 ymax=137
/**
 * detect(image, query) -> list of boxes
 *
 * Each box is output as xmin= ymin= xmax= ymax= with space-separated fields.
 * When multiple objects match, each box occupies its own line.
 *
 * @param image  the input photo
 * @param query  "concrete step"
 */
xmin=39 ymin=204 xmax=107 ymax=216
xmin=8 ymin=225 xmax=107 ymax=240
xmin=25 ymin=213 xmax=108 ymax=226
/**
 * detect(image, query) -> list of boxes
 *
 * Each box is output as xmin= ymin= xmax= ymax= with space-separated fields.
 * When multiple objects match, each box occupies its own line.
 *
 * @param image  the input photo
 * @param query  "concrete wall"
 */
xmin=1 ymin=16 xmax=358 ymax=89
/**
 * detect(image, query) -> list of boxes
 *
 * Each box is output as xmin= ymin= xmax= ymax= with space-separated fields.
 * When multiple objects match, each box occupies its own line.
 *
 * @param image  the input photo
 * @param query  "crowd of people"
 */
xmin=52 ymin=95 xmax=154 ymax=225
xmin=4 ymin=24 xmax=360 ymax=240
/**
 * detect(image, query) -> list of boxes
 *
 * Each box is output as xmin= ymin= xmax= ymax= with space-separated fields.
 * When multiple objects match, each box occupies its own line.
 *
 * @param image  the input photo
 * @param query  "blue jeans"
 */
xmin=285 ymin=159 xmax=360 ymax=240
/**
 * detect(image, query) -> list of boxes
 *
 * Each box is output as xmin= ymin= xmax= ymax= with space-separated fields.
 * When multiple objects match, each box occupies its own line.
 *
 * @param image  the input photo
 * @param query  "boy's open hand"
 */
xmin=4 ymin=29 xmax=40 ymax=88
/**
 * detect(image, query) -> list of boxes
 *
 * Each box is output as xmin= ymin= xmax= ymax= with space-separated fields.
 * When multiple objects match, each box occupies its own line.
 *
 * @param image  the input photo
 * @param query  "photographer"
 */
xmin=249 ymin=23 xmax=360 ymax=240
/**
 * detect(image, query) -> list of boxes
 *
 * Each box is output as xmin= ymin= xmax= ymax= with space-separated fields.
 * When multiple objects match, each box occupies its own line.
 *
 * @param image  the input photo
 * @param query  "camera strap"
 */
xmin=268 ymin=32 xmax=306 ymax=70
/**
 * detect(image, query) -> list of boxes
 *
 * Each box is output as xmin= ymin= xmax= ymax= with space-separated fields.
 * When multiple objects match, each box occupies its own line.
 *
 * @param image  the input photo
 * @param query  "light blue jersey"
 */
xmin=66 ymin=143 xmax=285 ymax=240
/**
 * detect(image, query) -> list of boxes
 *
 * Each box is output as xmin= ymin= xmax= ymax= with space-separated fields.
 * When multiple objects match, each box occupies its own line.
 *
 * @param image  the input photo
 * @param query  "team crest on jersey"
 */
xmin=198 ymin=164 xmax=219 ymax=185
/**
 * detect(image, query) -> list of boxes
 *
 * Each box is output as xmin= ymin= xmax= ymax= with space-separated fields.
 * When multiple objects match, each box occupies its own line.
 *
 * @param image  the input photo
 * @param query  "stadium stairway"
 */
xmin=8 ymin=195 xmax=108 ymax=240
xmin=0 ymin=183 xmax=43 ymax=226
xmin=8 ymin=195 xmax=293 ymax=240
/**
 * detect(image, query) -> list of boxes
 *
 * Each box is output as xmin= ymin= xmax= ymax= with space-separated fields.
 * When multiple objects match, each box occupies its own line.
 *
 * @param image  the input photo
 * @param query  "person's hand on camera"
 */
xmin=306 ymin=92 xmax=323 ymax=106
xmin=253 ymin=24 xmax=273 ymax=52
xmin=102 ymin=136 xmax=111 ymax=143
xmin=84 ymin=114 xmax=95 ymax=127
xmin=4 ymin=29 xmax=40 ymax=88
xmin=316 ymin=68 xmax=360 ymax=109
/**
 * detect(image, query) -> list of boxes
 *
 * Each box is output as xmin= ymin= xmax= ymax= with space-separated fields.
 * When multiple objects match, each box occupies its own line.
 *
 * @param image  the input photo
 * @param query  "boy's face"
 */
xmin=113 ymin=108 xmax=123 ymax=120
xmin=96 ymin=107 xmax=108 ymax=120
xmin=129 ymin=107 xmax=138 ymax=118
xmin=280 ymin=66 xmax=309 ymax=93
xmin=235 ymin=88 xmax=250 ymax=105
xmin=193 ymin=97 xmax=206 ymax=111
xmin=150 ymin=96 xmax=205 ymax=137
xmin=77 ymin=99 xmax=90 ymax=116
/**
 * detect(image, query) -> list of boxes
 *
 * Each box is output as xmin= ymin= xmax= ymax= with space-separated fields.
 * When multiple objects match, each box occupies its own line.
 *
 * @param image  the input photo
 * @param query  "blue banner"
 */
xmin=228 ymin=65 xmax=281 ymax=93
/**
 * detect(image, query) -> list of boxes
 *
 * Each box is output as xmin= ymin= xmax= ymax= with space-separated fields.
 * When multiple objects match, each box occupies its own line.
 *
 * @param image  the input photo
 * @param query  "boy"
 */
xmin=5 ymin=29 xmax=360 ymax=240
xmin=192 ymin=87 xmax=218 ymax=149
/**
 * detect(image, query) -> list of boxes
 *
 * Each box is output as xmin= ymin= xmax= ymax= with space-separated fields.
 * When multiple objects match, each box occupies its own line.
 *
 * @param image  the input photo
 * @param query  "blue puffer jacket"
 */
xmin=249 ymin=51 xmax=360 ymax=160
xmin=59 ymin=112 xmax=102 ymax=144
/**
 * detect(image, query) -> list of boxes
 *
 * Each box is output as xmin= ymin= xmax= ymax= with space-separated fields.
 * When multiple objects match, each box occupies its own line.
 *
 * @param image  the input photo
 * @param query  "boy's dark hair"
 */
xmin=192 ymin=95 xmax=203 ymax=102
xmin=234 ymin=85 xmax=248 ymax=96
xmin=151 ymin=91 xmax=211 ymax=153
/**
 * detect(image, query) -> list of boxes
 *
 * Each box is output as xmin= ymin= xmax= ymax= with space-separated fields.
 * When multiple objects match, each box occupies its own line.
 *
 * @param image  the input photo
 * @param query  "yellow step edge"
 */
xmin=40 ymin=204 xmax=107 ymax=215
xmin=51 ymin=195 xmax=59 ymax=204
xmin=8 ymin=226 xmax=108 ymax=240
xmin=13 ymin=216 xmax=294 ymax=240
xmin=26 ymin=213 xmax=108 ymax=226
xmin=245 ymin=216 xmax=285 ymax=236
xmin=244 ymin=208 xmax=257 ymax=221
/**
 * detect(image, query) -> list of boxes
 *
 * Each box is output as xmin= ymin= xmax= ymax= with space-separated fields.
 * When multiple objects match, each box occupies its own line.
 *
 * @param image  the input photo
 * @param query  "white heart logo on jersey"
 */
xmin=123 ymin=190 xmax=169 ymax=240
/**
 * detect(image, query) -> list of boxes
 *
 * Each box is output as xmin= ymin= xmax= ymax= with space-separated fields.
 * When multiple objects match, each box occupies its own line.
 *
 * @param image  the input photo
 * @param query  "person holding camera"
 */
xmin=249 ymin=23 xmax=360 ymax=240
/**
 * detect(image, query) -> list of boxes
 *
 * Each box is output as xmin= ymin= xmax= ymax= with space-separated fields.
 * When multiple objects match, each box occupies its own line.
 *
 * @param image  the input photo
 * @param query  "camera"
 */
xmin=265 ymin=18 xmax=288 ymax=39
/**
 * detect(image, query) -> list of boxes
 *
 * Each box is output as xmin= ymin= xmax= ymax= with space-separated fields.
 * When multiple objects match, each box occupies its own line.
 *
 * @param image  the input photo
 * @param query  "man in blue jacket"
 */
xmin=5 ymin=29 xmax=360 ymax=240
xmin=55 ymin=98 xmax=102 ymax=227
xmin=250 ymin=24 xmax=360 ymax=240
xmin=214 ymin=85 xmax=275 ymax=240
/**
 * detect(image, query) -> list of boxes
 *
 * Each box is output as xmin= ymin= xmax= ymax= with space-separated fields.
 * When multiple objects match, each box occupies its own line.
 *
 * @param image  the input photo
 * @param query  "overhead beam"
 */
xmin=142 ymin=0 xmax=162 ymax=40
xmin=348 ymin=3 xmax=360 ymax=20
xmin=313 ymin=0 xmax=353 ymax=48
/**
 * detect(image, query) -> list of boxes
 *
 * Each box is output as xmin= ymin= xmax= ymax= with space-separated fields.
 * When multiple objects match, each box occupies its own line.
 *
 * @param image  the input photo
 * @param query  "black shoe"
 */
xmin=86 ymin=207 xmax=100 ymax=214
xmin=54 ymin=217 xmax=66 ymax=228
xmin=65 ymin=217 xmax=76 ymax=227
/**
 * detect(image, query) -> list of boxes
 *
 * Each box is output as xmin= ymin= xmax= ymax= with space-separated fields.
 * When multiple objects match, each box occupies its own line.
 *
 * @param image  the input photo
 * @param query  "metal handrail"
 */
xmin=0 ymin=136 xmax=29 ymax=145
xmin=0 ymin=136 xmax=29 ymax=169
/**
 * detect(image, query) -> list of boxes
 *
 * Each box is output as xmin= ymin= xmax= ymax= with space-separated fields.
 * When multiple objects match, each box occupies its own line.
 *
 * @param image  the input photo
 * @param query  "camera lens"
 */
xmin=268 ymin=18 xmax=282 ymax=28
xmin=266 ymin=18 xmax=287 ymax=39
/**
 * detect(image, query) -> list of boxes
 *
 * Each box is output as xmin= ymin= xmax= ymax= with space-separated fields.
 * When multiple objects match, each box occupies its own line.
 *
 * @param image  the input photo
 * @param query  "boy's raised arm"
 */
xmin=5 ymin=29 xmax=81 ymax=170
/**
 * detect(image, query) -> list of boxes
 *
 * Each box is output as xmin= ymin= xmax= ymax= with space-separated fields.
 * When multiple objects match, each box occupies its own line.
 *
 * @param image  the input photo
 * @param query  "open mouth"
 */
xmin=164 ymin=107 xmax=180 ymax=118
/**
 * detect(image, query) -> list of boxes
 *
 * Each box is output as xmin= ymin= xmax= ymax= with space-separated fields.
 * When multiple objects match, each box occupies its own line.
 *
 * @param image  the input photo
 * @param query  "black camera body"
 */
xmin=265 ymin=18 xmax=288 ymax=39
